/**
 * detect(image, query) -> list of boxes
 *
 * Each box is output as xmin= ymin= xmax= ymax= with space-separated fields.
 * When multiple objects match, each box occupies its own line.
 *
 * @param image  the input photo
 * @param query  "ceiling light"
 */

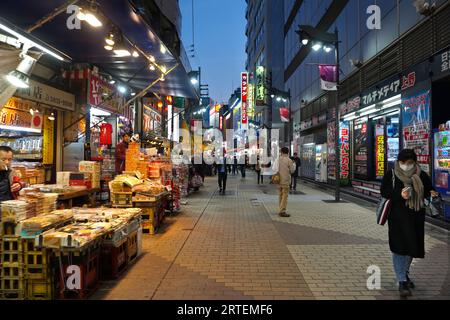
xmin=160 ymin=45 xmax=167 ymax=54
xmin=104 ymin=45 xmax=113 ymax=51
xmin=84 ymin=13 xmax=102 ymax=28
xmin=48 ymin=113 xmax=55 ymax=121
xmin=118 ymin=86 xmax=127 ymax=94
xmin=6 ymin=71 xmax=29 ymax=88
xmin=114 ymin=49 xmax=131 ymax=57
xmin=105 ymin=32 xmax=115 ymax=46
xmin=149 ymin=64 xmax=156 ymax=71
xmin=312 ymin=43 xmax=323 ymax=51
xmin=132 ymin=51 xmax=139 ymax=58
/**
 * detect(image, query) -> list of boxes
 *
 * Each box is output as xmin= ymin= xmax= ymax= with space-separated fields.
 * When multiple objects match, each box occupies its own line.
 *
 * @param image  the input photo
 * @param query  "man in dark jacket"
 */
xmin=115 ymin=133 xmax=130 ymax=174
xmin=217 ymin=157 xmax=227 ymax=195
xmin=0 ymin=146 xmax=24 ymax=202
xmin=290 ymin=152 xmax=301 ymax=192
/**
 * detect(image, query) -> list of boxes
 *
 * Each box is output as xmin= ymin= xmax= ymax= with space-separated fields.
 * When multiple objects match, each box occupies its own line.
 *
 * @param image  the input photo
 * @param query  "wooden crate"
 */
xmin=23 ymin=239 xmax=52 ymax=280
xmin=111 ymin=192 xmax=133 ymax=207
xmin=26 ymin=279 xmax=53 ymax=300
xmin=1 ymin=236 xmax=24 ymax=264
xmin=1 ymin=263 xmax=24 ymax=278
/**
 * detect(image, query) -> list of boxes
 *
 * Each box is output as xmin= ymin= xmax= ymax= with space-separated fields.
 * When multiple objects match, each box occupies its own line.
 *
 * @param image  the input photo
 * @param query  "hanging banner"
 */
xmin=89 ymin=74 xmax=125 ymax=113
xmin=340 ymin=121 xmax=350 ymax=184
xmin=354 ymin=118 xmax=369 ymax=179
xmin=255 ymin=66 xmax=266 ymax=106
xmin=241 ymin=72 xmax=248 ymax=126
xmin=42 ymin=116 xmax=54 ymax=165
xmin=319 ymin=65 xmax=337 ymax=91
xmin=327 ymin=121 xmax=336 ymax=180
xmin=375 ymin=124 xmax=385 ymax=179
xmin=279 ymin=107 xmax=290 ymax=122
xmin=402 ymin=90 xmax=431 ymax=174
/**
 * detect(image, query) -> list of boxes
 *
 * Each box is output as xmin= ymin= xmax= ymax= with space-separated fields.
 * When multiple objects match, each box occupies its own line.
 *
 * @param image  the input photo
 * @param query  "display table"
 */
xmin=57 ymin=188 xmax=101 ymax=208
xmin=133 ymin=191 xmax=169 ymax=234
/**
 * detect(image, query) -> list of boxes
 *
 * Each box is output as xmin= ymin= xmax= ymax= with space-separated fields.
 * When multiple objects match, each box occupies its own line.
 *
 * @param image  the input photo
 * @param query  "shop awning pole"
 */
xmin=124 ymin=63 xmax=179 ymax=108
xmin=27 ymin=0 xmax=80 ymax=33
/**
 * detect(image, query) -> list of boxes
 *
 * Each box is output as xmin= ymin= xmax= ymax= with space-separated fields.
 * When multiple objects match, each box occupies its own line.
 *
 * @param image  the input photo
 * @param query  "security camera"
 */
xmin=413 ymin=0 xmax=436 ymax=16
xmin=350 ymin=59 xmax=363 ymax=68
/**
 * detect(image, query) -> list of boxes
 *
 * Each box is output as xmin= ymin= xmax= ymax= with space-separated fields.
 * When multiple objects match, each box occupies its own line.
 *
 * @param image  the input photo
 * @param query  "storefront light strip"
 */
xmin=0 ymin=22 xmax=65 ymax=61
xmin=0 ymin=125 xmax=41 ymax=133
xmin=382 ymin=94 xmax=401 ymax=105
xmin=381 ymin=100 xmax=401 ymax=110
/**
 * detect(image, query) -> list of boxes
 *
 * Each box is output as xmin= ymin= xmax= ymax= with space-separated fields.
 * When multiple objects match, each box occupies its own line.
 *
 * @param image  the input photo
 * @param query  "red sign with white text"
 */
xmin=241 ymin=72 xmax=248 ymax=125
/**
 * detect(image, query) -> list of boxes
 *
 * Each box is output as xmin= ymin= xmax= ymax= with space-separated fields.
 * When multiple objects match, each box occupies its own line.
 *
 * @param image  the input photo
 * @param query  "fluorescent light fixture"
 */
xmin=383 ymin=94 xmax=401 ymax=105
xmin=0 ymin=22 xmax=65 ymax=61
xmin=312 ymin=43 xmax=322 ymax=51
xmin=0 ymin=125 xmax=41 ymax=133
xmin=84 ymin=13 xmax=102 ymax=28
xmin=302 ymin=39 xmax=309 ymax=45
xmin=149 ymin=64 xmax=156 ymax=71
xmin=90 ymin=107 xmax=111 ymax=117
xmin=132 ymin=50 xmax=139 ymax=58
xmin=114 ymin=49 xmax=131 ymax=57
xmin=118 ymin=86 xmax=127 ymax=94
xmin=6 ymin=72 xmax=29 ymax=88
xmin=382 ymin=100 xmax=401 ymax=110
xmin=359 ymin=108 xmax=379 ymax=117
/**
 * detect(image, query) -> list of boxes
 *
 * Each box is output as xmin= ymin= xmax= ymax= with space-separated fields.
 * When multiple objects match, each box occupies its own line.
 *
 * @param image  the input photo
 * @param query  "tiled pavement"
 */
xmin=92 ymin=173 xmax=450 ymax=300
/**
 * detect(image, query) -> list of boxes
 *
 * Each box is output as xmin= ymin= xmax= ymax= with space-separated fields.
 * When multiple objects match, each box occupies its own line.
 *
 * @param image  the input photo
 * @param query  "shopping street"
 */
xmin=92 ymin=173 xmax=450 ymax=300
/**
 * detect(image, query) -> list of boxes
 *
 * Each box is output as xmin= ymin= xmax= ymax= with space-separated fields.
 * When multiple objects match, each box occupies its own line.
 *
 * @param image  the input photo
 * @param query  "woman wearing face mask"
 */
xmin=380 ymin=149 xmax=438 ymax=298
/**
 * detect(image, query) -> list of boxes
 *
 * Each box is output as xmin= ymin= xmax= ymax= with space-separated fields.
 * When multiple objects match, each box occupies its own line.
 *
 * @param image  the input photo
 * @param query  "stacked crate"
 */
xmin=0 ymin=236 xmax=25 ymax=300
xmin=125 ymin=142 xmax=140 ymax=172
xmin=23 ymin=239 xmax=53 ymax=300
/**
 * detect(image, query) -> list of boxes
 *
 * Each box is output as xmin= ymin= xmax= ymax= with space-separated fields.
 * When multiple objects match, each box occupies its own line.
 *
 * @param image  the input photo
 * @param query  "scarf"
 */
xmin=394 ymin=161 xmax=424 ymax=212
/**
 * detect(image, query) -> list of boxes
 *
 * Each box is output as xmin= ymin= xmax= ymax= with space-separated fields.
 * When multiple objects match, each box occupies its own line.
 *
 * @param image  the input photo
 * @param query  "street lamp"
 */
xmin=296 ymin=24 xmax=341 ymax=202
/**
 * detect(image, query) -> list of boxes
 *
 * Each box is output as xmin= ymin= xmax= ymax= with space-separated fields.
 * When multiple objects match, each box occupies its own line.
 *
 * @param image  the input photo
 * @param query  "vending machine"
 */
xmin=433 ymin=130 xmax=450 ymax=221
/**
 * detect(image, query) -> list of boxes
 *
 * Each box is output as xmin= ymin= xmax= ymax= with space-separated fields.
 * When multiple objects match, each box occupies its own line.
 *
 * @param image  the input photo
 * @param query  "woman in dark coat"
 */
xmin=380 ymin=149 xmax=438 ymax=298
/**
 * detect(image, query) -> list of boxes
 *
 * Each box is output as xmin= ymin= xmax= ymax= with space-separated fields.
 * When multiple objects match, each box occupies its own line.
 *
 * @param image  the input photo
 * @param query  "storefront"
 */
xmin=339 ymin=63 xmax=430 ymax=198
xmin=1 ymin=79 xmax=75 ymax=185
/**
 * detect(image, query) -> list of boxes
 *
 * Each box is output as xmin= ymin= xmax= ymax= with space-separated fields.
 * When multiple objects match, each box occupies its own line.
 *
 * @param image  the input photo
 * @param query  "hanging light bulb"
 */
xmin=48 ymin=112 xmax=55 ymax=121
xmin=149 ymin=64 xmax=156 ymax=71
xmin=132 ymin=51 xmax=139 ymax=58
xmin=105 ymin=32 xmax=115 ymax=46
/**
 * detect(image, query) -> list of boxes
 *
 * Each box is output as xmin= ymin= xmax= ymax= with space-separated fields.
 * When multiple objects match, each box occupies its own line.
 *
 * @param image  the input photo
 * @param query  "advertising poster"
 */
xmin=353 ymin=118 xmax=369 ymax=179
xmin=340 ymin=121 xmax=350 ymax=185
xmin=375 ymin=125 xmax=385 ymax=179
xmin=402 ymin=90 xmax=431 ymax=174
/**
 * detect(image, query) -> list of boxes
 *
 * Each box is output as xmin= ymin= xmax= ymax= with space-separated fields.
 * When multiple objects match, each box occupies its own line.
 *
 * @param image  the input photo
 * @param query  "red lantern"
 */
xmin=99 ymin=123 xmax=113 ymax=145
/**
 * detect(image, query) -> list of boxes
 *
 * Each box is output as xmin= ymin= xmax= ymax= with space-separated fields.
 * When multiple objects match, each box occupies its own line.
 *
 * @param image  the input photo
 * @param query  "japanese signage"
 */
xmin=241 ymin=72 xmax=248 ymax=126
xmin=402 ymin=90 xmax=431 ymax=174
xmin=89 ymin=74 xmax=125 ymax=113
xmin=43 ymin=116 xmax=54 ymax=165
xmin=340 ymin=121 xmax=350 ymax=184
xmin=327 ymin=121 xmax=336 ymax=180
xmin=340 ymin=96 xmax=361 ymax=115
xmin=247 ymin=83 xmax=255 ymax=118
xmin=301 ymin=113 xmax=326 ymax=131
xmin=375 ymin=125 xmax=385 ymax=179
xmin=1 ymin=98 xmax=42 ymax=131
xmin=15 ymin=79 xmax=75 ymax=111
xmin=354 ymin=118 xmax=369 ymax=179
xmin=255 ymin=66 xmax=266 ymax=106
xmin=432 ymin=49 xmax=450 ymax=81
xmin=361 ymin=77 xmax=401 ymax=107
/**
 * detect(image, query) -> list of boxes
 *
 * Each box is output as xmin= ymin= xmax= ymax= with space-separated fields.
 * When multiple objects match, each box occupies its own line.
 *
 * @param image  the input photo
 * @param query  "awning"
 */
xmin=0 ymin=0 xmax=198 ymax=99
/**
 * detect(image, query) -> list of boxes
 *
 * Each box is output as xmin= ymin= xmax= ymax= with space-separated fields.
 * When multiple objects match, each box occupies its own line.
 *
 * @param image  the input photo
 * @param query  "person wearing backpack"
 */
xmin=380 ymin=149 xmax=438 ymax=298
xmin=272 ymin=147 xmax=296 ymax=217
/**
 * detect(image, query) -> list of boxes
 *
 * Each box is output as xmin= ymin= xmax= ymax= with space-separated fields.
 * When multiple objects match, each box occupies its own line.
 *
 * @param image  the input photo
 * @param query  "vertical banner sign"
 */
xmin=247 ymin=83 xmax=255 ymax=118
xmin=255 ymin=66 xmax=265 ymax=106
xmin=375 ymin=125 xmax=385 ymax=179
xmin=340 ymin=121 xmax=350 ymax=184
xmin=402 ymin=90 xmax=431 ymax=173
xmin=43 ymin=116 xmax=54 ymax=165
xmin=354 ymin=119 xmax=369 ymax=179
xmin=241 ymin=72 xmax=248 ymax=128
xmin=327 ymin=121 xmax=336 ymax=180
xmin=319 ymin=65 xmax=338 ymax=91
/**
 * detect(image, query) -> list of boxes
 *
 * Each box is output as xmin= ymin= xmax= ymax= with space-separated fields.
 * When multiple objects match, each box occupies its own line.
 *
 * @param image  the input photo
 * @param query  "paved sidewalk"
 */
xmin=93 ymin=173 xmax=450 ymax=300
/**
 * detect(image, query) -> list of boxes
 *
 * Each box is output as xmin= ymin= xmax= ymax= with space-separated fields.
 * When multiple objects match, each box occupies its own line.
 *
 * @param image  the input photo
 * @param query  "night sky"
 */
xmin=179 ymin=0 xmax=247 ymax=105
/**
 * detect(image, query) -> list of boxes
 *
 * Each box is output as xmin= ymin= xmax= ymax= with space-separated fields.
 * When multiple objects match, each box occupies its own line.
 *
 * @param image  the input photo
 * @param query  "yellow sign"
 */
xmin=376 ymin=135 xmax=385 ymax=178
xmin=43 ymin=116 xmax=54 ymax=165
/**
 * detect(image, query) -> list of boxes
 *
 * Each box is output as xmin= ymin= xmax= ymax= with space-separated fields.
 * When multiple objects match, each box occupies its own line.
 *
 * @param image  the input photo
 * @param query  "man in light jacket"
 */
xmin=272 ymin=147 xmax=296 ymax=217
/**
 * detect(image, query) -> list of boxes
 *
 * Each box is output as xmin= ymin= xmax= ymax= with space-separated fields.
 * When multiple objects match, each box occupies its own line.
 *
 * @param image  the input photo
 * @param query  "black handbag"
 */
xmin=376 ymin=169 xmax=395 ymax=226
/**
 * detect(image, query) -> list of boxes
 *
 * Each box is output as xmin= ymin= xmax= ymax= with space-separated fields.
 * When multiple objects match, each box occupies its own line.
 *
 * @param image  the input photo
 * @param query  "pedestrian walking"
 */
xmin=380 ymin=149 xmax=438 ymax=298
xmin=290 ymin=152 xmax=301 ymax=192
xmin=272 ymin=147 xmax=295 ymax=217
xmin=217 ymin=158 xmax=227 ymax=195
xmin=255 ymin=156 xmax=263 ymax=184
xmin=232 ymin=156 xmax=238 ymax=175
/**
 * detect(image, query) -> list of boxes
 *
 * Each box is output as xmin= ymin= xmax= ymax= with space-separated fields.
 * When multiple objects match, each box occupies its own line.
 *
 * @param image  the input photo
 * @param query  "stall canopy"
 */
xmin=0 ymin=0 xmax=198 ymax=99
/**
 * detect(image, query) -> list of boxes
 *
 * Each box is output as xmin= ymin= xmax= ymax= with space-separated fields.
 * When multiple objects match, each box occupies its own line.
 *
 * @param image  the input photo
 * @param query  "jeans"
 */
xmin=392 ymin=253 xmax=413 ymax=283
xmin=218 ymin=173 xmax=227 ymax=191
xmin=291 ymin=175 xmax=298 ymax=190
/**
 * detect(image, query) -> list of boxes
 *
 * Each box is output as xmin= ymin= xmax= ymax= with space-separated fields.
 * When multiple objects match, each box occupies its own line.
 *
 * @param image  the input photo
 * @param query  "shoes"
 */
xmin=279 ymin=212 xmax=290 ymax=217
xmin=406 ymin=273 xmax=415 ymax=289
xmin=219 ymin=189 xmax=222 ymax=193
xmin=222 ymin=190 xmax=226 ymax=195
xmin=399 ymin=281 xmax=412 ymax=297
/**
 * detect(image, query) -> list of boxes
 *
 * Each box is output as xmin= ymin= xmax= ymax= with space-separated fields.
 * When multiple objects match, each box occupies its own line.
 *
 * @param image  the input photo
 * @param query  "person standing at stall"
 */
xmin=380 ymin=149 xmax=438 ymax=298
xmin=0 ymin=146 xmax=24 ymax=201
xmin=115 ymin=132 xmax=131 ymax=174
